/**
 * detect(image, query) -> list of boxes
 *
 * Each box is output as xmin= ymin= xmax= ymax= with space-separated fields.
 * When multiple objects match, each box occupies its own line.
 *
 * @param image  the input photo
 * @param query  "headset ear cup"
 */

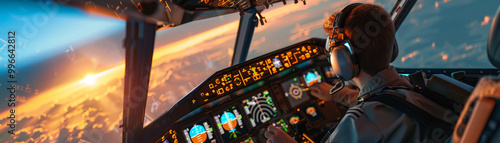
xmin=330 ymin=46 xmax=356 ymax=80
xmin=391 ymin=40 xmax=399 ymax=63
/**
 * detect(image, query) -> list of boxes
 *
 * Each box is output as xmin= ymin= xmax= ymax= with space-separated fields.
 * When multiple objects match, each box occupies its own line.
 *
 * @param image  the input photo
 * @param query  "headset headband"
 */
xmin=333 ymin=3 xmax=362 ymax=36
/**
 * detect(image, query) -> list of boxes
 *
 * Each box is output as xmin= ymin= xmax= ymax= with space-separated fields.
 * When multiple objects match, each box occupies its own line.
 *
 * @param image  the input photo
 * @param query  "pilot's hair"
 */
xmin=343 ymin=4 xmax=395 ymax=76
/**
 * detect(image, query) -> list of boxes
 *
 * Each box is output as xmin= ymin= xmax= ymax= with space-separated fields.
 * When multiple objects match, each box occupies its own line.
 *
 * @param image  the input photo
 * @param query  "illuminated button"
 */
xmin=217 ymin=88 xmax=224 ymax=95
xmin=313 ymin=49 xmax=317 ymax=53
xmin=234 ymin=77 xmax=242 ymax=86
xmin=215 ymin=78 xmax=220 ymax=84
xmin=209 ymin=83 xmax=214 ymax=89
xmin=305 ymin=53 xmax=310 ymax=58
xmin=284 ymin=63 xmax=290 ymax=68
xmin=192 ymin=100 xmax=196 ymax=104
xmin=225 ymin=86 xmax=230 ymax=91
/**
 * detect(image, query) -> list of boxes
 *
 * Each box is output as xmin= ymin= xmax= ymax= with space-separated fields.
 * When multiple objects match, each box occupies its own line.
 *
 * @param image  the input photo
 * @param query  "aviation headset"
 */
xmin=325 ymin=3 xmax=398 ymax=81
xmin=324 ymin=3 xmax=398 ymax=94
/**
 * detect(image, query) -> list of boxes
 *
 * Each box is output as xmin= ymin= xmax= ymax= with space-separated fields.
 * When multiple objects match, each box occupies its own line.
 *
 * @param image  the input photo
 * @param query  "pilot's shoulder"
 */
xmin=344 ymin=104 xmax=365 ymax=120
xmin=344 ymin=101 xmax=389 ymax=120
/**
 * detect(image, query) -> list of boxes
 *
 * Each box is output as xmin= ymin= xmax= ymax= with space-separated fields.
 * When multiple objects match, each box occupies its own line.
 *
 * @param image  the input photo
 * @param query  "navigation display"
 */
xmin=281 ymin=77 xmax=311 ymax=108
xmin=182 ymin=118 xmax=216 ymax=143
xmin=213 ymin=105 xmax=248 ymax=142
xmin=242 ymin=89 xmax=278 ymax=127
xmin=302 ymin=69 xmax=322 ymax=87
xmin=197 ymin=45 xmax=321 ymax=104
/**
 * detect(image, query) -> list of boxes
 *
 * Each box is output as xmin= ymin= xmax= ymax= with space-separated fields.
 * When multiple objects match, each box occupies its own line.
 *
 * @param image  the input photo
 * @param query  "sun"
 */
xmin=82 ymin=74 xmax=97 ymax=85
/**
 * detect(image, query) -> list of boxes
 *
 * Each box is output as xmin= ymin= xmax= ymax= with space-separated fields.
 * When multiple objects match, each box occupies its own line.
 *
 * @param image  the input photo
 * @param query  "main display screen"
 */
xmin=281 ymin=77 xmax=311 ymax=108
xmin=302 ymin=69 xmax=322 ymax=87
xmin=182 ymin=118 xmax=216 ymax=143
xmin=242 ymin=89 xmax=278 ymax=127
xmin=213 ymin=105 xmax=248 ymax=142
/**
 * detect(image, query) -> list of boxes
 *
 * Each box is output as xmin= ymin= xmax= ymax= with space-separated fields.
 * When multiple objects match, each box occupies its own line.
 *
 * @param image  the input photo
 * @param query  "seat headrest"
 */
xmin=488 ymin=5 xmax=500 ymax=68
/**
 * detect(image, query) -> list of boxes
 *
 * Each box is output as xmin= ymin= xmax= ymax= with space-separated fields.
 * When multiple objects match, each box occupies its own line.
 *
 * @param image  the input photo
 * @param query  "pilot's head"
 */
xmin=324 ymin=3 xmax=395 ymax=81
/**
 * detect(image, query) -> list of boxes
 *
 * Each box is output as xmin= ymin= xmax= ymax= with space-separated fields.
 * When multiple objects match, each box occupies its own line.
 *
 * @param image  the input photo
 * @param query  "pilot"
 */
xmin=265 ymin=3 xmax=451 ymax=143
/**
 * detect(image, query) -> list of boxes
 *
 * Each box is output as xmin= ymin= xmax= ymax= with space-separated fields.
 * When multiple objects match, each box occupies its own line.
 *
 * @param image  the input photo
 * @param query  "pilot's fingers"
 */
xmin=267 ymin=125 xmax=281 ymax=133
xmin=318 ymin=82 xmax=334 ymax=88
xmin=309 ymin=84 xmax=320 ymax=91
xmin=267 ymin=139 xmax=273 ymax=143
xmin=264 ymin=130 xmax=274 ymax=139
xmin=310 ymin=89 xmax=319 ymax=96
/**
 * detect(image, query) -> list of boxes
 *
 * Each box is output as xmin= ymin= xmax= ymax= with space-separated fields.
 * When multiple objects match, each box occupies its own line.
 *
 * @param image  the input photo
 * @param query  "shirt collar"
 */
xmin=358 ymin=66 xmax=403 ymax=98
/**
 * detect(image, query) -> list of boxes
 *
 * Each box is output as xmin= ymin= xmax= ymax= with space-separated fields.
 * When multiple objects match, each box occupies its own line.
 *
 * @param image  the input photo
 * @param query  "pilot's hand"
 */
xmin=265 ymin=125 xmax=297 ymax=143
xmin=309 ymin=82 xmax=335 ymax=102
xmin=310 ymin=82 xmax=360 ymax=107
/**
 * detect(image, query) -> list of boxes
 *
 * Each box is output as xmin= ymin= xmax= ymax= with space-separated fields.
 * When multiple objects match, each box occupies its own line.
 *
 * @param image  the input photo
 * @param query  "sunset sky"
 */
xmin=0 ymin=0 xmax=498 ymax=142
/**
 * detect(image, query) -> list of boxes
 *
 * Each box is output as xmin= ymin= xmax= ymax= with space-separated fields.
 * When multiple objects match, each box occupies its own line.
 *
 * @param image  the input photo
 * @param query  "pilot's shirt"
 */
xmin=325 ymin=66 xmax=453 ymax=143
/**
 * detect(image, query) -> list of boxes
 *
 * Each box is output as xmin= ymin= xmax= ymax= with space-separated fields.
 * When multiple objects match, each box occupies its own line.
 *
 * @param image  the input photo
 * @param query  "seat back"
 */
xmin=453 ymin=76 xmax=500 ymax=143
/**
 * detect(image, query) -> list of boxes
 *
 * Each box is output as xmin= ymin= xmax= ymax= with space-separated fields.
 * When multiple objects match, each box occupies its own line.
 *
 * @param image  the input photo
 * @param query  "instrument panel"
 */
xmin=143 ymin=38 xmax=346 ymax=143
xmin=197 ymin=44 xmax=321 ymax=105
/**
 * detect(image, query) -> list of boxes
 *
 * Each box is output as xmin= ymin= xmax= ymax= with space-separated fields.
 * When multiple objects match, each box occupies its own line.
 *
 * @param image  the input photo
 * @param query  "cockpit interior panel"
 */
xmin=143 ymin=38 xmax=348 ymax=143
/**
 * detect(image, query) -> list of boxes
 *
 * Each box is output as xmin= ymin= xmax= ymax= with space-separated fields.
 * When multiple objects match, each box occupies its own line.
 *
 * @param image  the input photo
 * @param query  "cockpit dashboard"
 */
xmin=142 ymin=38 xmax=347 ymax=143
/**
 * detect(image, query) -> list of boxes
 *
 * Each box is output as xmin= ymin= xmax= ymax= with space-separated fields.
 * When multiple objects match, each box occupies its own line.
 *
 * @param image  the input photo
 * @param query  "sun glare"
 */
xmin=83 ymin=74 xmax=97 ymax=85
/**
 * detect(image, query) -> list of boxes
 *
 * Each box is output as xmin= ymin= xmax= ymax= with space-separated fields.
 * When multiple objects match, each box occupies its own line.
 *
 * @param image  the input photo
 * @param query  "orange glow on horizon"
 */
xmin=82 ymin=74 xmax=98 ymax=85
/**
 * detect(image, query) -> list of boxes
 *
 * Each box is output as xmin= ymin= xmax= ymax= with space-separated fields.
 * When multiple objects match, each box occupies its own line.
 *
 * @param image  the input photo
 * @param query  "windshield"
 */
xmin=247 ymin=0 xmax=396 ymax=59
xmin=391 ymin=0 xmax=499 ymax=68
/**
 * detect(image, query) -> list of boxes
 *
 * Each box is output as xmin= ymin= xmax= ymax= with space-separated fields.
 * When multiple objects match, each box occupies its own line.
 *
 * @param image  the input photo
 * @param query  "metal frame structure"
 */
xmin=122 ymin=19 xmax=157 ymax=143
xmin=231 ymin=8 xmax=258 ymax=66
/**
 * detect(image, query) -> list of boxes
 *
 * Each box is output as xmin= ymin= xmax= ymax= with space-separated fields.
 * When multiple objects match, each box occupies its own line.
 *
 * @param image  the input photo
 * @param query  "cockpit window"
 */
xmin=246 ymin=0 xmax=398 ymax=60
xmin=145 ymin=14 xmax=246 ymax=125
xmin=391 ymin=0 xmax=499 ymax=68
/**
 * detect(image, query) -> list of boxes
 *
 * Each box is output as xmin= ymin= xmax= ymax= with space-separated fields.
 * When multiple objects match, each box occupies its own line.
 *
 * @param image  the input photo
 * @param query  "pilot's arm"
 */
xmin=309 ymin=82 xmax=359 ymax=107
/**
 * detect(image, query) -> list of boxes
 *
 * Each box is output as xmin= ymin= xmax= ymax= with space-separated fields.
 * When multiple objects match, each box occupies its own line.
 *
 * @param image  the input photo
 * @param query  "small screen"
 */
xmin=302 ymin=105 xmax=323 ymax=122
xmin=302 ymin=69 xmax=322 ymax=87
xmin=242 ymin=89 xmax=278 ymax=127
xmin=272 ymin=58 xmax=283 ymax=68
xmin=323 ymin=66 xmax=335 ymax=78
xmin=286 ymin=114 xmax=302 ymax=125
xmin=182 ymin=118 xmax=216 ymax=143
xmin=213 ymin=105 xmax=248 ymax=142
xmin=281 ymin=77 xmax=311 ymax=108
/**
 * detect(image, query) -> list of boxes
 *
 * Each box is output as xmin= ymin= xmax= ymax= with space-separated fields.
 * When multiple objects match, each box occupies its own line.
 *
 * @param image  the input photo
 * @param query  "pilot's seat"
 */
xmin=452 ymin=5 xmax=500 ymax=143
